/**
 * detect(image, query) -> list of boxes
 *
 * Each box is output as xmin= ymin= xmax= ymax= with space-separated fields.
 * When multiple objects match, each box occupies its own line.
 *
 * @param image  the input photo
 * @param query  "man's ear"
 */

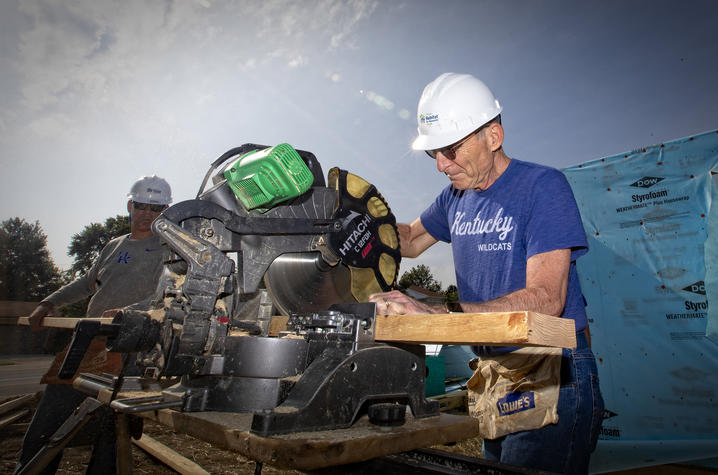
xmin=127 ymin=200 xmax=132 ymax=214
xmin=487 ymin=122 xmax=504 ymax=152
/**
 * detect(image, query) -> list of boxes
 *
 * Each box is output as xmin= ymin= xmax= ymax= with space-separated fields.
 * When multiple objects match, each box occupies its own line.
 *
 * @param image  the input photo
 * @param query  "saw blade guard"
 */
xmin=263 ymin=167 xmax=402 ymax=315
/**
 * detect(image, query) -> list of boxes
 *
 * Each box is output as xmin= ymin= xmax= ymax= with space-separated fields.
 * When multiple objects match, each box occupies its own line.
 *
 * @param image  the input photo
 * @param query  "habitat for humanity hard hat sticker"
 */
xmin=419 ymin=113 xmax=439 ymax=126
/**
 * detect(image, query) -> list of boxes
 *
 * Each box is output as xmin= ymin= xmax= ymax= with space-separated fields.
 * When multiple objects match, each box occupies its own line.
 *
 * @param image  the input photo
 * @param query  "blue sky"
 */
xmin=1 ymin=0 xmax=717 ymax=287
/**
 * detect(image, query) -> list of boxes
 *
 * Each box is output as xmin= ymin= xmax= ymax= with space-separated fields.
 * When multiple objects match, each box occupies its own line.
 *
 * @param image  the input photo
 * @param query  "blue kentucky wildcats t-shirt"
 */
xmin=420 ymin=158 xmax=589 ymax=331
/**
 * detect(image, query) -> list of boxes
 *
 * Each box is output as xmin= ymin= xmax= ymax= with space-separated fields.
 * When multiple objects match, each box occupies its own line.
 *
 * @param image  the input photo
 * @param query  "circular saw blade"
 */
xmin=264 ymin=252 xmax=354 ymax=316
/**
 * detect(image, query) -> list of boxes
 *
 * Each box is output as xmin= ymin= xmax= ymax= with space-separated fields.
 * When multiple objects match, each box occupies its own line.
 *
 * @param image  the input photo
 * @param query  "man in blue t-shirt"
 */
xmin=369 ymin=73 xmax=603 ymax=474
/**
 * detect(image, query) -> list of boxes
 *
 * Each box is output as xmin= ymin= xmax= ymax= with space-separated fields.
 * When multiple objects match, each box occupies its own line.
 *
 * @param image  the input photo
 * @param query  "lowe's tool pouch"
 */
xmin=467 ymin=346 xmax=562 ymax=439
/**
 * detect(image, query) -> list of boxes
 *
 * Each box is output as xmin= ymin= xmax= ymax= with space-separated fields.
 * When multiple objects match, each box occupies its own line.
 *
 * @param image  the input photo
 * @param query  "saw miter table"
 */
xmin=26 ymin=143 xmax=576 ymax=473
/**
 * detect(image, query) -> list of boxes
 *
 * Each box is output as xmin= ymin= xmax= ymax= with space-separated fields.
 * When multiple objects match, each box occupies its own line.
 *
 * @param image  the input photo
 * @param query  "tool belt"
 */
xmin=467 ymin=346 xmax=563 ymax=439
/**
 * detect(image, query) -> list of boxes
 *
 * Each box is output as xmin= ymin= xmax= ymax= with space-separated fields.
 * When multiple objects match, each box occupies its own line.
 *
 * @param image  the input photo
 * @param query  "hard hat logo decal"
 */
xmin=419 ymin=113 xmax=439 ymax=126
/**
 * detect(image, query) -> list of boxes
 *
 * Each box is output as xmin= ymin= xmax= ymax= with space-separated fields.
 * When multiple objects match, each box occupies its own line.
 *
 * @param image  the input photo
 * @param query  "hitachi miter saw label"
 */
xmin=334 ymin=210 xmax=377 ymax=264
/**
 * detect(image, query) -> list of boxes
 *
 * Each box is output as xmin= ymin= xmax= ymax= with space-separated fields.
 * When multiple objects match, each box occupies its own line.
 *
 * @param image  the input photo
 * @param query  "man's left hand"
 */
xmin=369 ymin=290 xmax=443 ymax=315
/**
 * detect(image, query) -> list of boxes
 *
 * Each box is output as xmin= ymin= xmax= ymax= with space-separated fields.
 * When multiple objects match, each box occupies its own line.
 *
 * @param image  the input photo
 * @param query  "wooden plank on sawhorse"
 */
xmin=12 ymin=316 xmax=114 ymax=328
xmin=12 ymin=311 xmax=576 ymax=348
xmin=98 ymin=389 xmax=479 ymax=472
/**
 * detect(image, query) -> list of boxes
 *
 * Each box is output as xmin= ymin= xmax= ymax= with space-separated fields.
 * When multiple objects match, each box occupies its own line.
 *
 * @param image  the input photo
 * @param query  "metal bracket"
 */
xmin=153 ymin=217 xmax=234 ymax=356
xmin=110 ymin=395 xmax=184 ymax=414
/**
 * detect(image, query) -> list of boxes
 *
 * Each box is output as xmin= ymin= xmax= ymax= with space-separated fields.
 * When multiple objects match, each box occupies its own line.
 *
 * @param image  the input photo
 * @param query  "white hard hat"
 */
xmin=127 ymin=175 xmax=173 ymax=205
xmin=411 ymin=73 xmax=502 ymax=151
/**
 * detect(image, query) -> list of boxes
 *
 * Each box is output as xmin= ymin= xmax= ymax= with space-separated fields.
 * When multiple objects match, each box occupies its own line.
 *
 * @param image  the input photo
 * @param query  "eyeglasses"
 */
xmin=425 ymin=122 xmax=489 ymax=160
xmin=132 ymin=201 xmax=166 ymax=212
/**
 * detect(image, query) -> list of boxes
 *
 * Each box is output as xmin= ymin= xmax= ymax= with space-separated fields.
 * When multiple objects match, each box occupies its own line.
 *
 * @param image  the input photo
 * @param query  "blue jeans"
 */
xmin=483 ymin=332 xmax=604 ymax=474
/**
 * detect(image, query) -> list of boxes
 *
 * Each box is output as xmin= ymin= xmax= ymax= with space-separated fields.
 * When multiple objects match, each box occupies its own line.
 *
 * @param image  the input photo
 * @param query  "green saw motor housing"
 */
xmin=224 ymin=143 xmax=314 ymax=212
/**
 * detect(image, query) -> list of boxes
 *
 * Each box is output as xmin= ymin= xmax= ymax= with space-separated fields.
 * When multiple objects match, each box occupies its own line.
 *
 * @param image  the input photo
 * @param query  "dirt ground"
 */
xmin=0 ymin=394 xmax=483 ymax=474
xmin=1 ymin=417 xmax=297 ymax=475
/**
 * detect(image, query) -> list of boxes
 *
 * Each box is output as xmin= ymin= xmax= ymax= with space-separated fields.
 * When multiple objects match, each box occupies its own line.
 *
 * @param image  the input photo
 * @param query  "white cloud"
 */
xmin=287 ymin=55 xmax=308 ymax=68
xmin=8 ymin=0 xmax=380 ymax=120
xmin=322 ymin=0 xmax=379 ymax=50
xmin=26 ymin=112 xmax=76 ymax=140
xmin=0 ymin=0 xmax=391 ymax=268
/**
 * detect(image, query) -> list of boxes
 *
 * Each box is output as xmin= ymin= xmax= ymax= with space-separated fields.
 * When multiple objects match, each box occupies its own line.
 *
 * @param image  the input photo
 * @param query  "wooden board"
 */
xmin=133 ymin=434 xmax=210 ymax=475
xmin=271 ymin=311 xmax=577 ymax=348
xmin=9 ymin=311 xmax=574 ymax=348
xmin=0 ymin=393 xmax=35 ymax=417
xmin=11 ymin=316 xmax=114 ymax=329
xmin=268 ymin=315 xmax=289 ymax=337
xmin=0 ymin=409 xmax=29 ymax=430
xmin=429 ymin=390 xmax=468 ymax=413
xmin=102 ymin=390 xmax=478 ymax=471
xmin=374 ymin=311 xmax=577 ymax=348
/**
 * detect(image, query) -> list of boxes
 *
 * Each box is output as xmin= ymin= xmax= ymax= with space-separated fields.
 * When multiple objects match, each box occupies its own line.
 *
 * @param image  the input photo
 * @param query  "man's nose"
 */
xmin=435 ymin=153 xmax=450 ymax=173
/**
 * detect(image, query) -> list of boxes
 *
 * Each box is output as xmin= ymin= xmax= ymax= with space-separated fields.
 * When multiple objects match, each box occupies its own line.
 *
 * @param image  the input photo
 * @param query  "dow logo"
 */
xmin=630 ymin=176 xmax=664 ymax=188
xmin=682 ymin=281 xmax=706 ymax=295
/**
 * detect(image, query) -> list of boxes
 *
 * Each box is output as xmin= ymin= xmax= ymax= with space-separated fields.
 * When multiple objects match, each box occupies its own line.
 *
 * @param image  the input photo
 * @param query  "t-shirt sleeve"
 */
xmin=524 ymin=169 xmax=588 ymax=261
xmin=43 ymin=274 xmax=95 ymax=308
xmin=419 ymin=187 xmax=453 ymax=243
xmin=44 ymin=236 xmax=123 ymax=309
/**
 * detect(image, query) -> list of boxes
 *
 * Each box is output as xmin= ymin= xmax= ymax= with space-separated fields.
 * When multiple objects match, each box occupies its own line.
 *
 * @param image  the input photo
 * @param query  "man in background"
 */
xmin=16 ymin=175 xmax=172 ymax=475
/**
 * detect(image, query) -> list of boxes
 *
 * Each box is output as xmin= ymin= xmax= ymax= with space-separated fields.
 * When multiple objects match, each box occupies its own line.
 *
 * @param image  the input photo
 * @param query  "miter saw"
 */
xmin=60 ymin=143 xmax=439 ymax=437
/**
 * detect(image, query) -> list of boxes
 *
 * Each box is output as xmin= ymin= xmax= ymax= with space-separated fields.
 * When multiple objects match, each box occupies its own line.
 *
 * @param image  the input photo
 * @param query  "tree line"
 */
xmin=0 ymin=216 xmax=129 ymax=311
xmin=397 ymin=263 xmax=458 ymax=302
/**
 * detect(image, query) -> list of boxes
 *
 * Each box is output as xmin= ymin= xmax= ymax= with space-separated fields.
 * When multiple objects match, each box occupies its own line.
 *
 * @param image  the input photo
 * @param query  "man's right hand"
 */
xmin=28 ymin=302 xmax=55 ymax=331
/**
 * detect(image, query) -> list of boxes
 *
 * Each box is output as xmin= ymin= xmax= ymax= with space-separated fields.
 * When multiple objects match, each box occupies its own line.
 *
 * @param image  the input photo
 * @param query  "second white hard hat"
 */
xmin=411 ymin=73 xmax=502 ymax=151
xmin=127 ymin=175 xmax=173 ymax=205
